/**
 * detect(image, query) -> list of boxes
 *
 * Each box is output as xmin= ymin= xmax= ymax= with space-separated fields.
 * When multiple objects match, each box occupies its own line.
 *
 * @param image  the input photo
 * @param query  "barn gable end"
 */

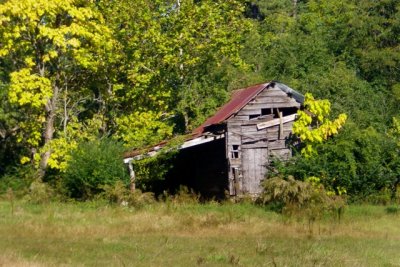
xmin=225 ymin=82 xmax=302 ymax=196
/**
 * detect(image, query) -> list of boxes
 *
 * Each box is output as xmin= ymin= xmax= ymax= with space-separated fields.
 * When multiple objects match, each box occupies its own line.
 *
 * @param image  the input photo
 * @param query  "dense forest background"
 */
xmin=0 ymin=0 xmax=399 ymax=200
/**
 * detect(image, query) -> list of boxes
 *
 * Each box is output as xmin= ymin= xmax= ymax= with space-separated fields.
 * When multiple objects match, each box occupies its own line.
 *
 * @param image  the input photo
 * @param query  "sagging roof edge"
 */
xmin=123 ymin=133 xmax=225 ymax=163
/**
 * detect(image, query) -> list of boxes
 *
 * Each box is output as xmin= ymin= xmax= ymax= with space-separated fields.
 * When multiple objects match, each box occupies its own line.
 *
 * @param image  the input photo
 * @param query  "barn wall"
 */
xmin=226 ymin=84 xmax=300 ymax=196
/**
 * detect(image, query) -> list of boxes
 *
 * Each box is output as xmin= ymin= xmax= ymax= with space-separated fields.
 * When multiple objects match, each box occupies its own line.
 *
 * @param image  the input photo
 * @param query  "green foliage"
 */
xmin=115 ymin=111 xmax=173 ymax=149
xmin=63 ymin=138 xmax=129 ymax=200
xmin=261 ymin=175 xmax=345 ymax=222
xmin=0 ymin=165 xmax=36 ymax=196
xmin=0 ymin=0 xmax=114 ymax=173
xmin=23 ymin=179 xmax=54 ymax=204
xmin=100 ymin=181 xmax=156 ymax=208
xmin=101 ymin=0 xmax=251 ymax=136
xmin=276 ymin=123 xmax=400 ymax=201
xmin=0 ymin=0 xmax=399 ymax=200
xmin=386 ymin=205 xmax=399 ymax=214
xmin=134 ymin=149 xmax=179 ymax=192
xmin=163 ymin=186 xmax=201 ymax=205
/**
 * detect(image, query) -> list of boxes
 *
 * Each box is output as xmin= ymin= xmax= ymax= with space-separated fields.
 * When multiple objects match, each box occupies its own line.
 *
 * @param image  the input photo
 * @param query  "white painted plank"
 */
xmin=256 ymin=114 xmax=297 ymax=130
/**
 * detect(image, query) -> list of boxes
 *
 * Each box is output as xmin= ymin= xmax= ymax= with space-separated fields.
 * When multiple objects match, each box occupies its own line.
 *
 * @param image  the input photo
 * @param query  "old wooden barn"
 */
xmin=124 ymin=81 xmax=304 ymax=198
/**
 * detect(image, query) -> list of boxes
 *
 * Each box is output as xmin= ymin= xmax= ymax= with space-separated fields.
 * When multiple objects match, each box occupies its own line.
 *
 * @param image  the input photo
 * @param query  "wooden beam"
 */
xmin=180 ymin=133 xmax=224 ymax=149
xmin=279 ymin=111 xmax=283 ymax=139
xmin=128 ymin=161 xmax=136 ymax=192
xmin=256 ymin=114 xmax=297 ymax=130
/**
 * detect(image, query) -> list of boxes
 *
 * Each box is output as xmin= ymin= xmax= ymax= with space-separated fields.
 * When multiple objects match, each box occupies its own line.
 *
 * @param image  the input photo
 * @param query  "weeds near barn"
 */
xmin=0 ymin=200 xmax=400 ymax=266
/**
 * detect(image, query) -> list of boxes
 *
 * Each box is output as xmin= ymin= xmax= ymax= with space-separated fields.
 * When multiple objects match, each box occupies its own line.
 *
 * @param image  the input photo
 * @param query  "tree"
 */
xmin=292 ymin=93 xmax=347 ymax=157
xmin=99 ymin=0 xmax=252 ymax=148
xmin=0 ymin=0 xmax=113 ymax=176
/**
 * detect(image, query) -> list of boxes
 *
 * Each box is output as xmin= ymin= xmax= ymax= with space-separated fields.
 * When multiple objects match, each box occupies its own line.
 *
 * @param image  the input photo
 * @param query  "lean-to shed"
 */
xmin=124 ymin=81 xmax=304 ymax=197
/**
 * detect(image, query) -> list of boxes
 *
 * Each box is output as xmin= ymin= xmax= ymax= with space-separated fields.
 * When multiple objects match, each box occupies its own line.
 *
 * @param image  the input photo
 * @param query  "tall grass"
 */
xmin=0 ymin=201 xmax=399 ymax=266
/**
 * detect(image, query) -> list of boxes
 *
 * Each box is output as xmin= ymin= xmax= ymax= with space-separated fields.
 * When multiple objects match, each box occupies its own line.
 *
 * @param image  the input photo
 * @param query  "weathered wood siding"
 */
xmin=225 ymin=84 xmax=300 ymax=196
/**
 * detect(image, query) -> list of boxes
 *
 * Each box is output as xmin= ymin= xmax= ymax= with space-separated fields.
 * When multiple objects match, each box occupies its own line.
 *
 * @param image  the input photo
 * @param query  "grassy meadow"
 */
xmin=0 ymin=200 xmax=399 ymax=267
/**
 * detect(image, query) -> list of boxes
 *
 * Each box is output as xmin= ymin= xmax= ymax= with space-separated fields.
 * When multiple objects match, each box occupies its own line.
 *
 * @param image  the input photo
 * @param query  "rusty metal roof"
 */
xmin=124 ymin=81 xmax=304 ymax=159
xmin=192 ymin=82 xmax=270 ymax=135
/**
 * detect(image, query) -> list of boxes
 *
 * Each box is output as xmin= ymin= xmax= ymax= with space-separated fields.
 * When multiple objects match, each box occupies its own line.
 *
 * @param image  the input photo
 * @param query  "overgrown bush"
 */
xmin=134 ymin=149 xmax=178 ymax=193
xmin=164 ymin=186 xmax=200 ymax=204
xmin=23 ymin=179 xmax=55 ymax=204
xmin=0 ymin=165 xmax=36 ymax=197
xmin=261 ymin=175 xmax=345 ymax=223
xmin=101 ymin=181 xmax=156 ymax=208
xmin=63 ymin=138 xmax=129 ymax=200
xmin=269 ymin=124 xmax=400 ymax=202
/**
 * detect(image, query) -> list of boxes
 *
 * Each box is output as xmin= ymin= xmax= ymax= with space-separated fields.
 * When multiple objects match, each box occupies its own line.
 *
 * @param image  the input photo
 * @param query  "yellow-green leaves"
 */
xmin=107 ymin=0 xmax=250 ymax=112
xmin=116 ymin=111 xmax=173 ymax=149
xmin=293 ymin=93 xmax=347 ymax=157
xmin=389 ymin=117 xmax=400 ymax=147
xmin=8 ymin=69 xmax=52 ymax=109
xmin=0 ymin=0 xmax=114 ymax=171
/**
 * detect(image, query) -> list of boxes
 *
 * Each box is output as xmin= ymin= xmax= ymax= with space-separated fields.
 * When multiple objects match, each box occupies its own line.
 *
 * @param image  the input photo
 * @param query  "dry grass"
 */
xmin=0 ymin=201 xmax=399 ymax=266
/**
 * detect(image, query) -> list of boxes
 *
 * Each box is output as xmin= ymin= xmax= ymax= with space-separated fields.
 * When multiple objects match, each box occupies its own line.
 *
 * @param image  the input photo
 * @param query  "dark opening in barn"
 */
xmin=164 ymin=137 xmax=228 ymax=199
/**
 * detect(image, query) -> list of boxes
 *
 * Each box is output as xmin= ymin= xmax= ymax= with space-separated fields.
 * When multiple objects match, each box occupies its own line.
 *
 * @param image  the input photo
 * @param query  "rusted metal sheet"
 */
xmin=192 ymin=82 xmax=270 ymax=135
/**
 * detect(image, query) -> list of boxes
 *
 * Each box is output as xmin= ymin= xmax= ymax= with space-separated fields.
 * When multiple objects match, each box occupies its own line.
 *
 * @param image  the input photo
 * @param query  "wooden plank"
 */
xmin=241 ymin=131 xmax=292 ymax=143
xmin=236 ymin=109 xmax=262 ymax=116
xmin=248 ymin=99 xmax=294 ymax=105
xmin=242 ymin=139 xmax=287 ymax=149
xmin=242 ymin=133 xmax=276 ymax=142
xmin=257 ymin=114 xmax=297 ymax=130
xmin=258 ymin=88 xmax=288 ymax=97
xmin=227 ymin=124 xmax=243 ymax=131
xmin=242 ymin=143 xmax=269 ymax=149
xmin=249 ymin=96 xmax=298 ymax=104
xmin=240 ymin=124 xmax=259 ymax=132
xmin=241 ymin=126 xmax=294 ymax=136
xmin=229 ymin=115 xmax=249 ymax=121
xmin=269 ymin=141 xmax=286 ymax=150
xmin=248 ymin=124 xmax=291 ymax=134
xmin=226 ymin=134 xmax=241 ymax=145
xmin=229 ymin=158 xmax=241 ymax=166
xmin=278 ymin=111 xmax=283 ymax=139
xmin=180 ymin=134 xmax=225 ymax=149
xmin=229 ymin=116 xmax=274 ymax=126
xmin=241 ymin=102 xmax=294 ymax=111
xmin=241 ymin=148 xmax=267 ymax=194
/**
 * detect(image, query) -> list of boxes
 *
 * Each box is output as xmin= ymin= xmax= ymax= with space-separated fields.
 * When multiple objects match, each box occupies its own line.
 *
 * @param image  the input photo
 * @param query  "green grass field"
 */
xmin=0 ymin=200 xmax=399 ymax=266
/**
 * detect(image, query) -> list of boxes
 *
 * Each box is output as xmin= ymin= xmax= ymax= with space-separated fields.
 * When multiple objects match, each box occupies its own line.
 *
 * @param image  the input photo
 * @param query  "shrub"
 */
xmin=101 ymin=181 xmax=156 ymax=208
xmin=63 ymin=138 xmax=129 ymax=200
xmin=24 ymin=179 xmax=54 ymax=204
xmin=161 ymin=186 xmax=200 ymax=204
xmin=386 ymin=205 xmax=399 ymax=214
xmin=260 ymin=175 xmax=346 ymax=223
xmin=0 ymin=165 xmax=36 ymax=197
xmin=127 ymin=190 xmax=156 ymax=209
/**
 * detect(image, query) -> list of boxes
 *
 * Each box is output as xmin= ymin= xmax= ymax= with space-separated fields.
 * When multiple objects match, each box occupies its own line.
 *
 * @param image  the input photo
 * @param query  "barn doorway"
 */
xmin=241 ymin=148 xmax=268 ymax=194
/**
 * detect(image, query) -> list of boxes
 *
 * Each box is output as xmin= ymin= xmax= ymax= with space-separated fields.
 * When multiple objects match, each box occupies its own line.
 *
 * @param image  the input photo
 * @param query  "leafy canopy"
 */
xmin=293 ymin=93 xmax=347 ymax=157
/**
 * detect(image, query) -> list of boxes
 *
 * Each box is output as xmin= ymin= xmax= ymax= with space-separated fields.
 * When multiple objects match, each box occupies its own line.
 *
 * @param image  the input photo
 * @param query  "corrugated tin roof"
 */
xmin=192 ymin=82 xmax=270 ymax=135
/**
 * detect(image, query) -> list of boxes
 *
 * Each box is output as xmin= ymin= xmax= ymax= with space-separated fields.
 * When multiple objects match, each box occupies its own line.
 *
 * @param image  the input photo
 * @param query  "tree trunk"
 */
xmin=293 ymin=0 xmax=297 ymax=18
xmin=38 ymin=83 xmax=59 ymax=178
